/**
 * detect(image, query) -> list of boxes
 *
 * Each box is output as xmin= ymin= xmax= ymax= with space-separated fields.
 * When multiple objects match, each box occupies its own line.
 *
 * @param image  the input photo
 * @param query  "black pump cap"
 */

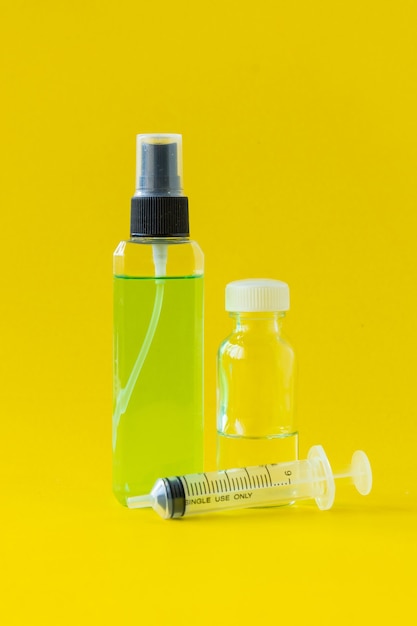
xmin=131 ymin=134 xmax=189 ymax=237
xmin=130 ymin=196 xmax=189 ymax=237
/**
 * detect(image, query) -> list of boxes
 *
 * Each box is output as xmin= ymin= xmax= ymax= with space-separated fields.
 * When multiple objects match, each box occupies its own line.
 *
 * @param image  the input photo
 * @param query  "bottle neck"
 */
xmin=129 ymin=236 xmax=190 ymax=244
xmin=230 ymin=311 xmax=285 ymax=333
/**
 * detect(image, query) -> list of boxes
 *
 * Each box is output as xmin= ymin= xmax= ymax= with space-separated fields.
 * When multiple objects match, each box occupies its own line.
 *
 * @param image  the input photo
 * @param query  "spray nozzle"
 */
xmin=135 ymin=134 xmax=183 ymax=196
xmin=130 ymin=133 xmax=189 ymax=237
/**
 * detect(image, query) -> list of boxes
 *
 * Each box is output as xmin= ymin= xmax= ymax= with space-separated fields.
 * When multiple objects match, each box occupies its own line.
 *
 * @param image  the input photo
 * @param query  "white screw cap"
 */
xmin=225 ymin=279 xmax=290 ymax=312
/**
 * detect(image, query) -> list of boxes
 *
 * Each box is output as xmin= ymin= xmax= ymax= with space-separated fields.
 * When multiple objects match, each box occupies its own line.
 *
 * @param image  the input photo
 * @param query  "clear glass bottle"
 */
xmin=217 ymin=279 xmax=297 ymax=470
xmin=113 ymin=134 xmax=204 ymax=505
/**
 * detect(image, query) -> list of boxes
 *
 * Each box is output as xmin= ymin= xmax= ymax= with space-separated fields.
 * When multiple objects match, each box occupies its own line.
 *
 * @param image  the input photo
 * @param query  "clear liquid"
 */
xmin=113 ymin=274 xmax=203 ymax=505
xmin=217 ymin=316 xmax=296 ymax=471
xmin=217 ymin=432 xmax=299 ymax=470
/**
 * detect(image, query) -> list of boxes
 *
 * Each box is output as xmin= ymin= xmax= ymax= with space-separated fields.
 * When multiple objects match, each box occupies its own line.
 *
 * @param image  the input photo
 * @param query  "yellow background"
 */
xmin=1 ymin=0 xmax=416 ymax=623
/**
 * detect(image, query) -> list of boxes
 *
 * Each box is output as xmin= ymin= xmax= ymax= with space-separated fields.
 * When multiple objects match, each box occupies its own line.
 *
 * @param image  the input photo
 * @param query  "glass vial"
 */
xmin=113 ymin=134 xmax=204 ymax=505
xmin=217 ymin=279 xmax=297 ymax=470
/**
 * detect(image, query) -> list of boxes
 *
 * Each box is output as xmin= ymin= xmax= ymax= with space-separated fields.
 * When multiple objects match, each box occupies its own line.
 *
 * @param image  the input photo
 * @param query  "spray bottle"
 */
xmin=113 ymin=134 xmax=204 ymax=505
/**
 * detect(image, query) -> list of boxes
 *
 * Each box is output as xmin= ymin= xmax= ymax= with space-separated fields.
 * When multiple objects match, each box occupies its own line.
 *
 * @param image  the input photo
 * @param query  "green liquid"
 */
xmin=113 ymin=274 xmax=204 ymax=505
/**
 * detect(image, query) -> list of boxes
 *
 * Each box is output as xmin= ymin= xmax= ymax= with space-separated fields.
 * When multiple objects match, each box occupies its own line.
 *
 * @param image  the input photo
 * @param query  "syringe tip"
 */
xmin=127 ymin=494 xmax=153 ymax=509
xmin=350 ymin=450 xmax=372 ymax=495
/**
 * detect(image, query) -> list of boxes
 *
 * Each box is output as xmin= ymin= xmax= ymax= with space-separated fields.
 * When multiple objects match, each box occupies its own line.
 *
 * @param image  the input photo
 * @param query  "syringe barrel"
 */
xmin=165 ymin=459 xmax=325 ymax=518
xmin=129 ymin=447 xmax=368 ymax=518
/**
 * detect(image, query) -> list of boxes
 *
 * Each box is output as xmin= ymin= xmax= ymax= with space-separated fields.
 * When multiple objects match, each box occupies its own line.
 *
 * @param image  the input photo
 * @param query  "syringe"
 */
xmin=127 ymin=446 xmax=372 ymax=519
